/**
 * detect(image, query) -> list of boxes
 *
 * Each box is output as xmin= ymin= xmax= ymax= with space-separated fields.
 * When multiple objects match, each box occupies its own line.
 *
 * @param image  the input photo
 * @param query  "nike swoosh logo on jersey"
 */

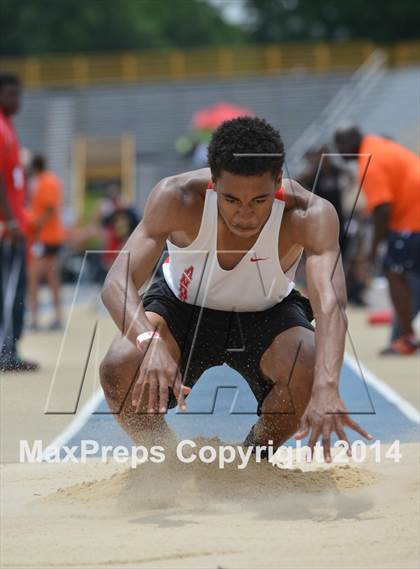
xmin=250 ymin=257 xmax=270 ymax=262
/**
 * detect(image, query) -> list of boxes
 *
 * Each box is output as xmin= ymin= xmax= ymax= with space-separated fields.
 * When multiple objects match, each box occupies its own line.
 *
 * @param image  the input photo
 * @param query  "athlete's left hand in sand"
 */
xmin=294 ymin=388 xmax=373 ymax=462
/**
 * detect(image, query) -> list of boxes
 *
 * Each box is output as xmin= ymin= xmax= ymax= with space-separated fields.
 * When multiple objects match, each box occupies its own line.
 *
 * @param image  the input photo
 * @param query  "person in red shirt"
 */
xmin=0 ymin=73 xmax=38 ymax=371
xmin=27 ymin=155 xmax=65 ymax=330
xmin=335 ymin=126 xmax=420 ymax=355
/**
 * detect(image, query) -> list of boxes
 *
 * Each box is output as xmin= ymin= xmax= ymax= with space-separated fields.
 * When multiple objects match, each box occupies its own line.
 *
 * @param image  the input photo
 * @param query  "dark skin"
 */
xmin=101 ymin=168 xmax=372 ymax=460
xmin=372 ymin=204 xmax=413 ymax=337
xmin=334 ymin=126 xmax=363 ymax=159
xmin=370 ymin=203 xmax=391 ymax=262
xmin=0 ymin=81 xmax=23 ymax=244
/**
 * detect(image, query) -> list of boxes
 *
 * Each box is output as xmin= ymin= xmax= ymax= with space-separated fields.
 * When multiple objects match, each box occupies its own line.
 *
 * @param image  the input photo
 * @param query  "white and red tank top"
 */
xmin=162 ymin=183 xmax=301 ymax=311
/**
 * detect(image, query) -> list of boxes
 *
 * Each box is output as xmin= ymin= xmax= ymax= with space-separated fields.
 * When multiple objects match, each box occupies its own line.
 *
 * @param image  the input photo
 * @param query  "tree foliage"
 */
xmin=0 ymin=0 xmax=245 ymax=56
xmin=1 ymin=0 xmax=419 ymax=57
xmin=245 ymin=0 xmax=420 ymax=44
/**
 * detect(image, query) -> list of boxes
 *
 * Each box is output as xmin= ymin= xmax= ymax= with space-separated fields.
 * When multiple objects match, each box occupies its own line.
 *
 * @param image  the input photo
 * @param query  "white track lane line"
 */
xmin=344 ymin=353 xmax=420 ymax=424
xmin=41 ymin=388 xmax=104 ymax=460
xmin=35 ymin=280 xmax=104 ymax=459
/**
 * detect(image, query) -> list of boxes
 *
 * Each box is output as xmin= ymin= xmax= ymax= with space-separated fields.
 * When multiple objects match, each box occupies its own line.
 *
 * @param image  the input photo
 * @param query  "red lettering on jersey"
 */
xmin=275 ymin=186 xmax=285 ymax=201
xmin=178 ymin=266 xmax=194 ymax=301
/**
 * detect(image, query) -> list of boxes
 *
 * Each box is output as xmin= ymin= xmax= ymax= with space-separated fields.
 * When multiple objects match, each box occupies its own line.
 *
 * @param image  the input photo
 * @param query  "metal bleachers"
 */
xmin=16 ymin=70 xmax=353 ymax=210
xmin=15 ymin=63 xmax=419 ymax=212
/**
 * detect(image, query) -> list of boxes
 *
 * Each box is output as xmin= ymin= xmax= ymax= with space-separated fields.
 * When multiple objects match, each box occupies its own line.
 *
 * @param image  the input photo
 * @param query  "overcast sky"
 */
xmin=205 ymin=0 xmax=249 ymax=26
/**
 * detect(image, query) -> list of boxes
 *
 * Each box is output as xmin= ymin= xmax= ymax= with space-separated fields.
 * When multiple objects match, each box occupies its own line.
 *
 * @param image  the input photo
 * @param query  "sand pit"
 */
xmin=1 ymin=440 xmax=418 ymax=568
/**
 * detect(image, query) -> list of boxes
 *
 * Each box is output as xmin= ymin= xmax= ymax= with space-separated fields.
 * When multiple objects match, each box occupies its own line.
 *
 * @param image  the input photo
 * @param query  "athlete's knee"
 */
xmin=99 ymin=346 xmax=139 ymax=397
xmin=262 ymin=332 xmax=315 ymax=387
xmin=295 ymin=334 xmax=316 ymax=375
xmin=99 ymin=353 xmax=120 ymax=397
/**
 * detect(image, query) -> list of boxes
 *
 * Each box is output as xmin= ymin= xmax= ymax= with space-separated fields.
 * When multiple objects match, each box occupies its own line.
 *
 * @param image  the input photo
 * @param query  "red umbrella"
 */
xmin=193 ymin=102 xmax=254 ymax=131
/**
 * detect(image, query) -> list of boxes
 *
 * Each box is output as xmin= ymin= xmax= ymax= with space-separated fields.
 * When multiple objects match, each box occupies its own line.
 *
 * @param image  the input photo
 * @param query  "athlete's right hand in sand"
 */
xmin=132 ymin=340 xmax=191 ymax=414
xmin=294 ymin=389 xmax=373 ymax=462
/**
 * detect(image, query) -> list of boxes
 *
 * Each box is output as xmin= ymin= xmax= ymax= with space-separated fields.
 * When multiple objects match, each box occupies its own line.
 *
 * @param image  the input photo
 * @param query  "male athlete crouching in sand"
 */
xmin=100 ymin=117 xmax=372 ymax=461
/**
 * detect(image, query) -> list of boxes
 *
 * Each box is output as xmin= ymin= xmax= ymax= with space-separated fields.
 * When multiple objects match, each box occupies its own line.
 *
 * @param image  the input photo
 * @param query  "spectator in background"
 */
xmin=298 ymin=145 xmax=344 ymax=240
xmin=339 ymin=170 xmax=371 ymax=308
xmin=100 ymin=184 xmax=140 ymax=273
xmin=27 ymin=154 xmax=65 ymax=330
xmin=0 ymin=73 xmax=38 ymax=371
xmin=297 ymin=144 xmax=369 ymax=306
xmin=335 ymin=126 xmax=420 ymax=355
xmin=66 ymin=183 xmax=141 ymax=284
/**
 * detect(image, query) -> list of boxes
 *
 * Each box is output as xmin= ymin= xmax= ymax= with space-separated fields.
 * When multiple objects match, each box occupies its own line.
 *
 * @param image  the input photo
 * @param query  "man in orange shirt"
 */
xmin=335 ymin=126 xmax=420 ymax=355
xmin=28 ymin=155 xmax=65 ymax=330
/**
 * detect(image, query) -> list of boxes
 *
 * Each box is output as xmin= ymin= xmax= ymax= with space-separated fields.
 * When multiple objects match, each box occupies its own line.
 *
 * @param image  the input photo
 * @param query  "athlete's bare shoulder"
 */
xmin=168 ymin=167 xmax=212 ymax=195
xmin=282 ymin=178 xmax=318 ymax=212
xmin=282 ymin=178 xmax=340 ymax=251
xmin=143 ymin=168 xmax=211 ymax=241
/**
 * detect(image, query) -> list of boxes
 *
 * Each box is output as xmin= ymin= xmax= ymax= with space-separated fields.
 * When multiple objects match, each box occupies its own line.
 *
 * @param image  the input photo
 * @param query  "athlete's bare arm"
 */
xmin=101 ymin=170 xmax=208 ymax=412
xmin=102 ymin=171 xmax=205 ymax=344
xmin=287 ymin=186 xmax=373 ymax=461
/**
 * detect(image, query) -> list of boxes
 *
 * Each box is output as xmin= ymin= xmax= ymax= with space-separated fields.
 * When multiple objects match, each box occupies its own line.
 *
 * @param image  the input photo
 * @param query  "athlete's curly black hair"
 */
xmin=207 ymin=116 xmax=284 ymax=179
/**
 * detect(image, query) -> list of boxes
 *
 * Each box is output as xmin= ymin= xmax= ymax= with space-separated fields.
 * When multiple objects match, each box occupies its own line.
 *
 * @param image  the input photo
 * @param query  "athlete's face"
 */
xmin=215 ymin=170 xmax=282 ymax=238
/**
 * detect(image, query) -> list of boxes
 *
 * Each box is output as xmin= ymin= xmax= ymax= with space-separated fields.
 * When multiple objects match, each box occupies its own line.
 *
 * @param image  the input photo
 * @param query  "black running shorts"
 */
xmin=141 ymin=277 xmax=315 ymax=414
